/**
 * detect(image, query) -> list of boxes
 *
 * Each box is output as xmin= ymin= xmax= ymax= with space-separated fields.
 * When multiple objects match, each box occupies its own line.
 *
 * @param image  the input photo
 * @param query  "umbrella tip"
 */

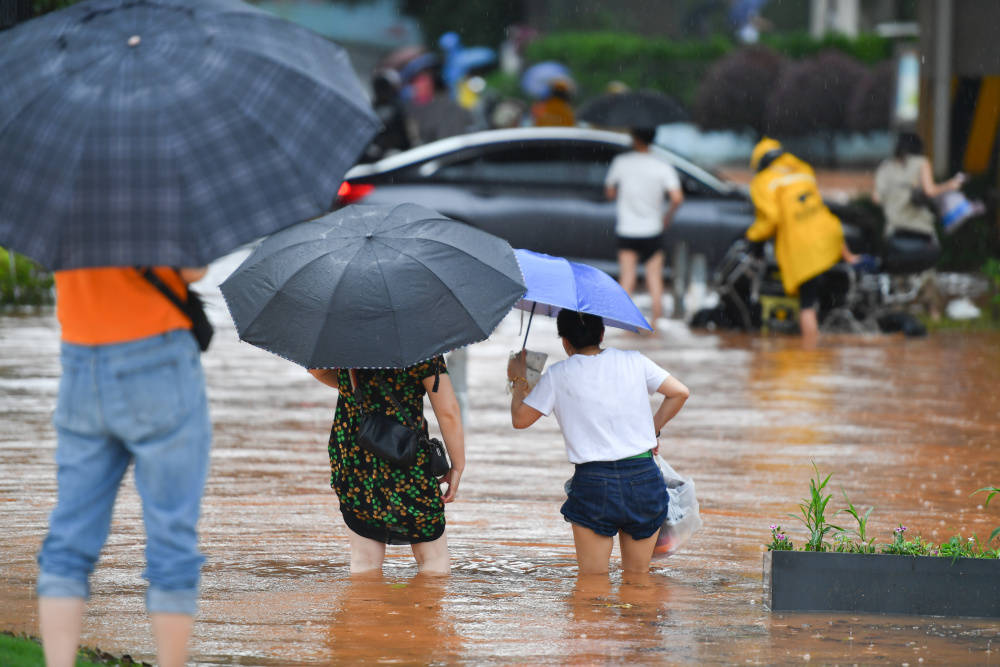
xmin=128 ymin=35 xmax=141 ymax=47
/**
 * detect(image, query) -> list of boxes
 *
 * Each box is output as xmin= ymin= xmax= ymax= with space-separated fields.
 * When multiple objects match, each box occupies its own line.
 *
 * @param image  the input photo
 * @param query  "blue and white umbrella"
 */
xmin=520 ymin=61 xmax=573 ymax=99
xmin=0 ymin=0 xmax=379 ymax=270
xmin=513 ymin=249 xmax=651 ymax=347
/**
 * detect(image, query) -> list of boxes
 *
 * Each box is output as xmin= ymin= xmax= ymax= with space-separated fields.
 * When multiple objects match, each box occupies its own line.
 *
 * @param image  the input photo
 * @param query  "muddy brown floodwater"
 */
xmin=1 ymin=255 xmax=999 ymax=665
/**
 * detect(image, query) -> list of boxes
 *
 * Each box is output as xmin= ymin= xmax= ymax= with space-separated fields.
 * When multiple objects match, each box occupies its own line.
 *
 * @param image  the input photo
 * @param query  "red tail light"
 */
xmin=337 ymin=181 xmax=375 ymax=205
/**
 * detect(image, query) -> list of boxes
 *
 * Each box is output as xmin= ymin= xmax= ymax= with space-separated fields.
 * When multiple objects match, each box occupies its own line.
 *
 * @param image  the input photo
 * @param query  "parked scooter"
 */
xmin=690 ymin=235 xmax=934 ymax=337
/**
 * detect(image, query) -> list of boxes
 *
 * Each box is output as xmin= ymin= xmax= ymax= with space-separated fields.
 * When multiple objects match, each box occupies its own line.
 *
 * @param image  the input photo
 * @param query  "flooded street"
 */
xmin=1 ymin=255 xmax=999 ymax=665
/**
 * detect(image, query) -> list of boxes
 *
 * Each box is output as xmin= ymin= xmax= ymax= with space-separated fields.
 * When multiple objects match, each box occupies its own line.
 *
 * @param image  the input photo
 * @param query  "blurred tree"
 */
xmin=400 ymin=0 xmax=524 ymax=49
xmin=692 ymin=45 xmax=785 ymax=135
xmin=847 ymin=59 xmax=895 ymax=133
xmin=765 ymin=49 xmax=867 ymax=164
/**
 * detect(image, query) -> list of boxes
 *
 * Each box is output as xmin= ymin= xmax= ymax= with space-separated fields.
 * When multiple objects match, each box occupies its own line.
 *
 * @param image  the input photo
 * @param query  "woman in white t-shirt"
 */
xmin=507 ymin=310 xmax=690 ymax=574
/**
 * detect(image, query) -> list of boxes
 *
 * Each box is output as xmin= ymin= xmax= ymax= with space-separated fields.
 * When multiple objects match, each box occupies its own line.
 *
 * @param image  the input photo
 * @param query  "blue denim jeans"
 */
xmin=561 ymin=457 xmax=668 ymax=539
xmin=37 ymin=329 xmax=211 ymax=615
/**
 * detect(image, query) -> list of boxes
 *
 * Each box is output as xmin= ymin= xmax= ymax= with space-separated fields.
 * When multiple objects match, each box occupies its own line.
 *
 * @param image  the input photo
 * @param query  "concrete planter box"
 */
xmin=763 ymin=550 xmax=1000 ymax=618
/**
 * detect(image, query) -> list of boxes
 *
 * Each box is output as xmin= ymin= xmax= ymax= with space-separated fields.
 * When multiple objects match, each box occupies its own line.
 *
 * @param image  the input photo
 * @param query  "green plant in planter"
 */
xmin=790 ymin=462 xmax=841 ymax=552
xmin=767 ymin=525 xmax=794 ymax=551
xmin=880 ymin=525 xmax=934 ymax=556
xmin=768 ymin=468 xmax=1000 ymax=558
xmin=834 ymin=490 xmax=875 ymax=553
xmin=974 ymin=485 xmax=1000 ymax=545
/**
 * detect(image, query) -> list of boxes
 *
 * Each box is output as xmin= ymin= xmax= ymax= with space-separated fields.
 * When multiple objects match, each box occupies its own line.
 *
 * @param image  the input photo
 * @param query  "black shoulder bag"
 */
xmin=350 ymin=369 xmax=451 ymax=477
xmin=139 ymin=267 xmax=214 ymax=352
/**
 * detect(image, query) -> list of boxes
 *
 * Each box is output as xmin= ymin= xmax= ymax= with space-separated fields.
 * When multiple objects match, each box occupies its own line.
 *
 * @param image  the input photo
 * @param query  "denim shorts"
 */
xmin=561 ymin=456 xmax=669 ymax=539
xmin=37 ymin=329 xmax=211 ymax=615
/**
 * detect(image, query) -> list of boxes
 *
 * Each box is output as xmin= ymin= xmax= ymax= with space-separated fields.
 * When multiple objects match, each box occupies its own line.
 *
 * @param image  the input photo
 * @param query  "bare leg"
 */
xmin=619 ymin=529 xmax=659 ymax=573
xmin=411 ymin=532 xmax=450 ymax=575
xmin=348 ymin=528 xmax=387 ymax=574
xmin=571 ymin=523 xmax=614 ymax=575
xmin=151 ymin=613 xmax=193 ymax=667
xmin=799 ymin=307 xmax=819 ymax=348
xmin=39 ymin=597 xmax=84 ymax=667
xmin=644 ymin=251 xmax=665 ymax=324
xmin=618 ymin=249 xmax=639 ymax=295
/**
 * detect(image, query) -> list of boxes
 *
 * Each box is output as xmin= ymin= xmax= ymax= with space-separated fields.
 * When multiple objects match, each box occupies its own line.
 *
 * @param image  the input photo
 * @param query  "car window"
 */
xmin=423 ymin=142 xmax=623 ymax=189
xmin=677 ymin=170 xmax=715 ymax=197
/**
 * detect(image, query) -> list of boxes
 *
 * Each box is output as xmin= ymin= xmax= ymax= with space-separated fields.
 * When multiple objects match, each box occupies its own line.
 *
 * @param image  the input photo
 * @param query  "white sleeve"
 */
xmin=523 ymin=369 xmax=556 ymax=416
xmin=662 ymin=163 xmax=681 ymax=193
xmin=640 ymin=354 xmax=670 ymax=393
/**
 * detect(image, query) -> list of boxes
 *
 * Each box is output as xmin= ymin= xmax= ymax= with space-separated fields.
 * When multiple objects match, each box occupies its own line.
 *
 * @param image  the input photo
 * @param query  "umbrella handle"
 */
xmin=522 ymin=302 xmax=536 ymax=351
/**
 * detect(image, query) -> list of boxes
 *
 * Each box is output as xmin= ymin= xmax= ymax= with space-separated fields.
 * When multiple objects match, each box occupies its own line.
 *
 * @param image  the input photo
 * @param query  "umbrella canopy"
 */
xmin=220 ymin=203 xmax=526 ymax=369
xmin=513 ymin=249 xmax=651 ymax=334
xmin=577 ymin=90 xmax=688 ymax=129
xmin=520 ymin=61 xmax=573 ymax=99
xmin=0 ymin=0 xmax=379 ymax=270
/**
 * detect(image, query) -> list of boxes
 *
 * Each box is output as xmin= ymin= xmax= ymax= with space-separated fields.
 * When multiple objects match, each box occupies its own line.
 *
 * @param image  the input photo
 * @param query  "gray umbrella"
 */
xmin=577 ymin=90 xmax=688 ymax=129
xmin=0 ymin=0 xmax=379 ymax=270
xmin=219 ymin=203 xmax=526 ymax=369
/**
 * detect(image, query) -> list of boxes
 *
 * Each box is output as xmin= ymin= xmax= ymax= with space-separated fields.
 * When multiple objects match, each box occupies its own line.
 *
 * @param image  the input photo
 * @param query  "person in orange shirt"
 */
xmin=38 ymin=266 xmax=210 ymax=667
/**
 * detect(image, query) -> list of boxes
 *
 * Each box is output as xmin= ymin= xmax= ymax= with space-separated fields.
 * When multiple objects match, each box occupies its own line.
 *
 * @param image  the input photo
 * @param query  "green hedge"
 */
xmin=522 ymin=31 xmax=895 ymax=106
xmin=0 ymin=247 xmax=54 ymax=306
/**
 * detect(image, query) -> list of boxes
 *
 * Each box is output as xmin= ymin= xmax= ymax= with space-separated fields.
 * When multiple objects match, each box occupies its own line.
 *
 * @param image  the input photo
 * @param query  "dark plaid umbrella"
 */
xmin=219 ymin=203 xmax=526 ymax=369
xmin=0 ymin=0 xmax=379 ymax=270
xmin=577 ymin=90 xmax=688 ymax=129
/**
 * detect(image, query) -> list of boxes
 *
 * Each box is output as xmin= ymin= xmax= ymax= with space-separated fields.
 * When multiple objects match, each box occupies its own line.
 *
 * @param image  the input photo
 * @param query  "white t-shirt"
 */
xmin=605 ymin=151 xmax=681 ymax=238
xmin=523 ymin=348 xmax=670 ymax=464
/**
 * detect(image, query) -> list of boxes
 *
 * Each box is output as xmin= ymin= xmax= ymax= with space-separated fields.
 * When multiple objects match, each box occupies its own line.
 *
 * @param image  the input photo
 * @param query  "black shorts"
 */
xmin=798 ymin=271 xmax=829 ymax=310
xmin=617 ymin=233 xmax=664 ymax=264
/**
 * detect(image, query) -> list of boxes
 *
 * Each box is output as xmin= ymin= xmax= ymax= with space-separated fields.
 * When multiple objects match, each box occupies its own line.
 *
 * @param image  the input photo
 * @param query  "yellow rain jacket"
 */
xmin=745 ymin=151 xmax=844 ymax=296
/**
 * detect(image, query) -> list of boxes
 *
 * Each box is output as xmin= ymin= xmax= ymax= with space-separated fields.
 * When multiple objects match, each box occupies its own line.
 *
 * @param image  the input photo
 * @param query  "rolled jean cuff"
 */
xmin=147 ymin=586 xmax=198 ymax=616
xmin=37 ymin=571 xmax=88 ymax=600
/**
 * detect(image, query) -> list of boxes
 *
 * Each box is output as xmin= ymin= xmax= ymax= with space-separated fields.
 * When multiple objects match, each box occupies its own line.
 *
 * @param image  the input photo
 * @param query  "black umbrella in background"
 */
xmin=0 ymin=0 xmax=379 ymax=270
xmin=220 ymin=203 xmax=526 ymax=369
xmin=577 ymin=89 xmax=688 ymax=129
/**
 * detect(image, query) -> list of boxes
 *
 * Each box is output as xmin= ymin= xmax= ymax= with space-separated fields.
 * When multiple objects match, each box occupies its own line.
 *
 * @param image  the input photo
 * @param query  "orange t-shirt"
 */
xmin=55 ymin=267 xmax=192 ymax=345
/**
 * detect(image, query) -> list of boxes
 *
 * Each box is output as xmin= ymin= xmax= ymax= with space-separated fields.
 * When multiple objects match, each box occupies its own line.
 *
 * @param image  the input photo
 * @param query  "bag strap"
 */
xmin=350 ymin=369 xmax=425 ymax=434
xmin=138 ymin=266 xmax=190 ymax=316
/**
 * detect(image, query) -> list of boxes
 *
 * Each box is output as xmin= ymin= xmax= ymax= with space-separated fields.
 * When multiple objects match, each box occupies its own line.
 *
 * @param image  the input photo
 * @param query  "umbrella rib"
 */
xmin=307 ymin=240 xmax=369 ymax=369
xmin=164 ymin=49 xmax=326 ymax=218
xmin=210 ymin=37 xmax=375 ymax=124
xmin=382 ymin=235 xmax=524 ymax=299
xmin=372 ymin=236 xmax=518 ymax=339
xmin=238 ymin=240 xmax=364 ymax=359
xmin=0 ymin=51 xmax=118 ymax=141
xmin=207 ymin=39 xmax=377 ymax=140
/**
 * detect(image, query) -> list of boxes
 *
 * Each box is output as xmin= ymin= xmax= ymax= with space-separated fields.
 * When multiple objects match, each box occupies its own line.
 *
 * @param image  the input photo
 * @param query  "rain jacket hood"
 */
xmin=745 ymin=151 xmax=844 ymax=296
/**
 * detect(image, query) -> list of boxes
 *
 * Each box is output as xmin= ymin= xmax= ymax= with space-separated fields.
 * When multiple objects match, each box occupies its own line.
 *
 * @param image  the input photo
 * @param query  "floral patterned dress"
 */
xmin=328 ymin=357 xmax=447 ymax=544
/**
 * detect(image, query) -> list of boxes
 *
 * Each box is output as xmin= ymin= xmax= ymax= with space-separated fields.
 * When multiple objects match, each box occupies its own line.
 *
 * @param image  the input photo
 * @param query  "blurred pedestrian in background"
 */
xmin=530 ymin=79 xmax=576 ymax=127
xmin=873 ymin=131 xmax=971 ymax=320
xmin=409 ymin=68 xmax=475 ymax=145
xmin=605 ymin=127 xmax=684 ymax=328
xmin=507 ymin=310 xmax=689 ymax=574
xmin=309 ymin=361 xmax=465 ymax=575
xmin=39 ymin=267 xmax=211 ymax=667
xmin=745 ymin=137 xmax=858 ymax=344
xmin=360 ymin=69 xmax=412 ymax=163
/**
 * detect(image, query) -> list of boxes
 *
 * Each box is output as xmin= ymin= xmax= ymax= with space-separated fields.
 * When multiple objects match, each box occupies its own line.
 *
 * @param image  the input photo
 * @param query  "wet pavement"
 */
xmin=1 ymin=254 xmax=999 ymax=665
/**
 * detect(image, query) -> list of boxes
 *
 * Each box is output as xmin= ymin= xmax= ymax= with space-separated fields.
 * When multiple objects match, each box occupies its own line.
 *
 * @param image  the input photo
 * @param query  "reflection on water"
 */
xmin=1 ymin=267 xmax=998 ymax=664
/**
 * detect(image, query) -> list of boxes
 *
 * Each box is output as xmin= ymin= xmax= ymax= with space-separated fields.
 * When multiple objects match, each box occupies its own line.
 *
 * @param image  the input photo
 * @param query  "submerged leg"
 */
xmin=411 ymin=532 xmax=449 ymax=575
xmin=619 ymin=529 xmax=659 ymax=573
xmin=348 ymin=529 xmax=387 ymax=574
xmin=571 ymin=523 xmax=614 ymax=575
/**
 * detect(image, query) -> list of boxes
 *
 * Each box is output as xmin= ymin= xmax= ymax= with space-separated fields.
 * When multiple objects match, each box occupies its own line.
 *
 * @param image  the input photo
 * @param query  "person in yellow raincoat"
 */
xmin=745 ymin=138 xmax=858 ymax=343
xmin=530 ymin=79 xmax=576 ymax=127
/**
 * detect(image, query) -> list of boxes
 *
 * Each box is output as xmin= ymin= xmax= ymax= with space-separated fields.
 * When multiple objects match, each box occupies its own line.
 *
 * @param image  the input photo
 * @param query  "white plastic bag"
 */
xmin=652 ymin=456 xmax=702 ymax=559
